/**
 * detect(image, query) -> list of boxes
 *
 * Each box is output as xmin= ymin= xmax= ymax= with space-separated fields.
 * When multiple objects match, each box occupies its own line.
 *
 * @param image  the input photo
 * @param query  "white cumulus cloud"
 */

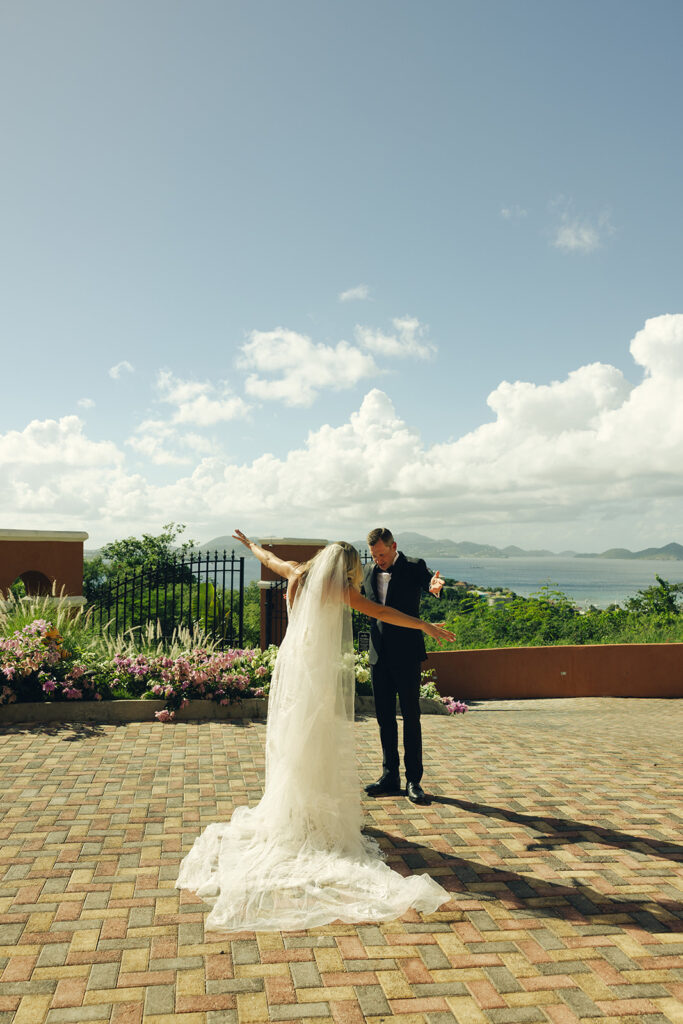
xmin=125 ymin=374 xmax=246 ymax=464
xmin=0 ymin=416 xmax=132 ymax=524
xmin=500 ymin=205 xmax=528 ymax=220
xmin=339 ymin=284 xmax=370 ymax=302
xmin=552 ymin=202 xmax=613 ymax=254
xmin=108 ymin=360 xmax=134 ymax=379
xmin=4 ymin=315 xmax=683 ymax=549
xmin=239 ymin=328 xmax=380 ymax=407
xmin=126 ymin=419 xmax=190 ymax=466
xmin=630 ymin=313 xmax=683 ymax=378
xmin=355 ymin=316 xmax=435 ymax=360
xmin=156 ymin=371 xmax=250 ymax=426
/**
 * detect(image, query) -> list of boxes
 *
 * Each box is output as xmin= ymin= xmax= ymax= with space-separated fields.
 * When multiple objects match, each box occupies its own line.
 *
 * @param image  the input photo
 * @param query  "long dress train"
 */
xmin=175 ymin=544 xmax=449 ymax=931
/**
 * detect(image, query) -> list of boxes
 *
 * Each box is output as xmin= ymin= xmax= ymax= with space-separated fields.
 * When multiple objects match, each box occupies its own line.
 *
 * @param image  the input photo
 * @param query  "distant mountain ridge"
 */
xmin=574 ymin=541 xmax=683 ymax=561
xmin=199 ymin=533 xmax=682 ymax=561
xmin=355 ymin=532 xmax=559 ymax=559
xmin=87 ymin=534 xmax=683 ymax=562
xmin=385 ymin=535 xmax=682 ymax=561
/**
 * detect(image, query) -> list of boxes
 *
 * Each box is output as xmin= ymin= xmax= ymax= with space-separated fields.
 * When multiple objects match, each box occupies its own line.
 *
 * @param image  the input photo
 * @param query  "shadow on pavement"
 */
xmin=0 ymin=721 xmax=109 ymax=740
xmin=428 ymin=795 xmax=683 ymax=864
xmin=365 ymin=825 xmax=683 ymax=935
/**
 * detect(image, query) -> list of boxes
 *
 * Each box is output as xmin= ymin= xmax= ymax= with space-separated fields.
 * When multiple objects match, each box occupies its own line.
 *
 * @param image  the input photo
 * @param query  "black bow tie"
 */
xmin=378 ymin=563 xmax=395 ymax=574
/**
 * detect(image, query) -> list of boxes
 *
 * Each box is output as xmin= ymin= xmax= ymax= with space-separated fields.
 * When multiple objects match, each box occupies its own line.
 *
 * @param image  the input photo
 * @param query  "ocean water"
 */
xmin=242 ymin=553 xmax=683 ymax=608
xmin=420 ymin=555 xmax=683 ymax=608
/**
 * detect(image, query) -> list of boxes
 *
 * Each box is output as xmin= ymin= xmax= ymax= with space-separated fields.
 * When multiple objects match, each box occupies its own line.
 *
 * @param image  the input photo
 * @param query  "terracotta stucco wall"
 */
xmin=426 ymin=643 xmax=683 ymax=699
xmin=258 ymin=538 xmax=327 ymax=648
xmin=0 ymin=531 xmax=88 ymax=597
xmin=256 ymin=538 xmax=683 ymax=698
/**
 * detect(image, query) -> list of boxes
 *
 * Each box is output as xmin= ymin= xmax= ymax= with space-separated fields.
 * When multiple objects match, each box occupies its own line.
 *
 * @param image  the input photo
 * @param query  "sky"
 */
xmin=1 ymin=0 xmax=683 ymax=552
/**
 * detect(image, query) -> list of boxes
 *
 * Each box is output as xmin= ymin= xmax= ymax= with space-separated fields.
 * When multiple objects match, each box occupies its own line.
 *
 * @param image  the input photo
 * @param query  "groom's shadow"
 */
xmin=428 ymin=795 xmax=683 ymax=863
xmin=364 ymin=801 xmax=683 ymax=934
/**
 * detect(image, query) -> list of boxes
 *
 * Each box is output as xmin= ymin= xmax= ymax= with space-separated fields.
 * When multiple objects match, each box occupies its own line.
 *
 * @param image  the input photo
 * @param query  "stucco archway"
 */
xmin=0 ymin=530 xmax=88 ymax=602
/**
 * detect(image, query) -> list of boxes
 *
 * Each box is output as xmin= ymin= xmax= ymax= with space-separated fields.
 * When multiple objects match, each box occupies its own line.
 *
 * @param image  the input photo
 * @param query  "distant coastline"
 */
xmin=348 ymin=533 xmax=683 ymax=563
xmin=85 ymin=534 xmax=683 ymax=563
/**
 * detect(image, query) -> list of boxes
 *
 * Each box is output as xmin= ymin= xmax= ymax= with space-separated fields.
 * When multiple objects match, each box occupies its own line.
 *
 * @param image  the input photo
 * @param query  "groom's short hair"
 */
xmin=367 ymin=527 xmax=394 ymax=547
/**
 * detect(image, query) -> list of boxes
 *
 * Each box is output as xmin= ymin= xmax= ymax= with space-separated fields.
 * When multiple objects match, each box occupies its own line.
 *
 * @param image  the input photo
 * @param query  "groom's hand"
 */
xmin=429 ymin=621 xmax=456 ymax=644
xmin=429 ymin=570 xmax=444 ymax=597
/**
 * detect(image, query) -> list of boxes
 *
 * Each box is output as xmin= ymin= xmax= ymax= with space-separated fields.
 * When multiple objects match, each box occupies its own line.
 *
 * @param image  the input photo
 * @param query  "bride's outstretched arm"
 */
xmin=345 ymin=588 xmax=456 ymax=644
xmin=232 ymin=530 xmax=301 ymax=580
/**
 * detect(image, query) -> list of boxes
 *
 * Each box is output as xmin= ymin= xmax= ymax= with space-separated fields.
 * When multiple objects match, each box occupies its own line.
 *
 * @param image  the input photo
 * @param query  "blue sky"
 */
xmin=2 ymin=0 xmax=682 ymax=550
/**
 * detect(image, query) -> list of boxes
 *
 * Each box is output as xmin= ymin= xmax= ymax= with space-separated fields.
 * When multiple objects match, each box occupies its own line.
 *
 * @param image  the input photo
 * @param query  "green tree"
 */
xmin=624 ymin=574 xmax=683 ymax=619
xmin=99 ymin=522 xmax=196 ymax=575
xmin=83 ymin=523 xmax=196 ymax=602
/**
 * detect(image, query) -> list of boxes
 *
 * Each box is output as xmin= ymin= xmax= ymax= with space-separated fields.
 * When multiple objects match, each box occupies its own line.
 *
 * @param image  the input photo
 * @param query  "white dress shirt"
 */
xmin=376 ymin=550 xmax=399 ymax=605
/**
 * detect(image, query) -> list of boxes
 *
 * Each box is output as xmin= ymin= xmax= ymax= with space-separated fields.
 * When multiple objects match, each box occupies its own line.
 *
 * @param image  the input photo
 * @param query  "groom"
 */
xmin=362 ymin=527 xmax=444 ymax=805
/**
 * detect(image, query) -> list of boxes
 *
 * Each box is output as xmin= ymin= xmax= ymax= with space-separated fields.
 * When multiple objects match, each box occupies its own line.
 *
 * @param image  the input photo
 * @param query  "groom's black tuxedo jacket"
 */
xmin=361 ymin=552 xmax=433 ymax=666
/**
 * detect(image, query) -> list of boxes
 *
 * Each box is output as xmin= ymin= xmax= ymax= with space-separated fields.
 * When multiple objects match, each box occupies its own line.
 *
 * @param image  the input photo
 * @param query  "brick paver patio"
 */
xmin=1 ymin=697 xmax=681 ymax=1024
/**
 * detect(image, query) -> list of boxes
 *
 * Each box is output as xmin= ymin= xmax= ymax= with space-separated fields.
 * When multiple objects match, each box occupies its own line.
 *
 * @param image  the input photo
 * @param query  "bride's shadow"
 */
xmin=364 ymin=804 xmax=683 ymax=935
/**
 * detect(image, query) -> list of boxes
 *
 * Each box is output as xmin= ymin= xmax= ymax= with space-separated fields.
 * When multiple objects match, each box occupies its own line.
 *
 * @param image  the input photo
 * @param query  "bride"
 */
xmin=175 ymin=531 xmax=455 ymax=931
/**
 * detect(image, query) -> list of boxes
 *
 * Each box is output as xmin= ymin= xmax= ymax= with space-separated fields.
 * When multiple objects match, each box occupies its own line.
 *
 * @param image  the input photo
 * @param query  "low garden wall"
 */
xmin=0 ymin=695 xmax=449 ymax=725
xmin=0 ymin=697 xmax=268 ymax=724
xmin=426 ymin=642 xmax=683 ymax=699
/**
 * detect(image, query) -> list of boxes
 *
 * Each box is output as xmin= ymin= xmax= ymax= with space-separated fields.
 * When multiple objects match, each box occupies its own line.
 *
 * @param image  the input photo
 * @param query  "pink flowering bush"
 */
xmin=110 ymin=645 xmax=276 ymax=720
xmin=441 ymin=697 xmax=469 ymax=714
xmin=419 ymin=670 xmax=468 ymax=715
xmin=0 ymin=619 xmax=110 ymax=704
xmin=0 ymin=611 xmax=276 ymax=713
xmin=154 ymin=708 xmax=176 ymax=723
xmin=107 ymin=653 xmax=154 ymax=697
xmin=1 ymin=613 xmax=468 ymax=720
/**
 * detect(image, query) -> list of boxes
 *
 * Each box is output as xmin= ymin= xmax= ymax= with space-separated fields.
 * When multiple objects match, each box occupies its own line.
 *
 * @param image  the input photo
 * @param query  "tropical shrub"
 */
xmin=422 ymin=576 xmax=683 ymax=651
xmin=419 ymin=668 xmax=468 ymax=714
xmin=0 ymin=619 xmax=110 ymax=704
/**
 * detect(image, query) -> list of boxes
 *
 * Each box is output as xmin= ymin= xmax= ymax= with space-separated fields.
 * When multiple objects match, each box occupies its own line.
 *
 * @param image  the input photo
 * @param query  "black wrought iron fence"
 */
xmin=91 ymin=550 xmax=245 ymax=648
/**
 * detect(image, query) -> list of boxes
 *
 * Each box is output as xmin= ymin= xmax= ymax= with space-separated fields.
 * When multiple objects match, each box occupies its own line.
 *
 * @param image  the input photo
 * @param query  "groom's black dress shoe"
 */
xmin=365 ymin=774 xmax=402 ymax=797
xmin=406 ymin=782 xmax=430 ymax=805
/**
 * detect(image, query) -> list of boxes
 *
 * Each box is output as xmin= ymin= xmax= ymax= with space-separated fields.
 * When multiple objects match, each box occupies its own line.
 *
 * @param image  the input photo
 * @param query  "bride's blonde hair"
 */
xmin=297 ymin=542 xmax=362 ymax=591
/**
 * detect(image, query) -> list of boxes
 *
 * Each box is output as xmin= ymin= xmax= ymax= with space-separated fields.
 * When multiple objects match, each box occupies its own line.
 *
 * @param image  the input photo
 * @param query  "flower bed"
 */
xmin=1 ymin=614 xmax=468 ymax=722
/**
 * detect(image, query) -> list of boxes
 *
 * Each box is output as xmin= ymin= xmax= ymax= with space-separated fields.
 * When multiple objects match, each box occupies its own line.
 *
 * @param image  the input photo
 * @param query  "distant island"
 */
xmin=85 ymin=533 xmax=683 ymax=563
xmin=195 ymin=532 xmax=683 ymax=562
xmin=574 ymin=542 xmax=683 ymax=561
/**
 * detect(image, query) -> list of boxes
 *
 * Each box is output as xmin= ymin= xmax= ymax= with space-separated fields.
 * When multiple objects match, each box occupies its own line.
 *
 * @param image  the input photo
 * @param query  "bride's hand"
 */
xmin=232 ymin=529 xmax=252 ymax=550
xmin=425 ymin=621 xmax=456 ymax=644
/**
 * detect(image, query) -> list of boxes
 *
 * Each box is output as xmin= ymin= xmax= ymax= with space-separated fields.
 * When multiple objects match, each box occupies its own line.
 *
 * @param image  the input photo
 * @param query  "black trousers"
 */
xmin=371 ymin=655 xmax=423 ymax=784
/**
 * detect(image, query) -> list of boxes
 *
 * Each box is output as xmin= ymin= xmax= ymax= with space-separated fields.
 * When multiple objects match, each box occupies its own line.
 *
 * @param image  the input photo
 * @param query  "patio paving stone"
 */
xmin=0 ymin=697 xmax=681 ymax=1022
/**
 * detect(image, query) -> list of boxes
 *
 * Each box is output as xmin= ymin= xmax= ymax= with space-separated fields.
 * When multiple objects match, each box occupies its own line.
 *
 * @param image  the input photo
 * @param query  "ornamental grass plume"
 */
xmin=0 ymin=587 xmax=99 ymax=660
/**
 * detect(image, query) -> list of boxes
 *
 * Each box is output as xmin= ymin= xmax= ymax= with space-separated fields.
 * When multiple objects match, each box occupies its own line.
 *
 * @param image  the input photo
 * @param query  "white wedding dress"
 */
xmin=176 ymin=544 xmax=449 ymax=931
